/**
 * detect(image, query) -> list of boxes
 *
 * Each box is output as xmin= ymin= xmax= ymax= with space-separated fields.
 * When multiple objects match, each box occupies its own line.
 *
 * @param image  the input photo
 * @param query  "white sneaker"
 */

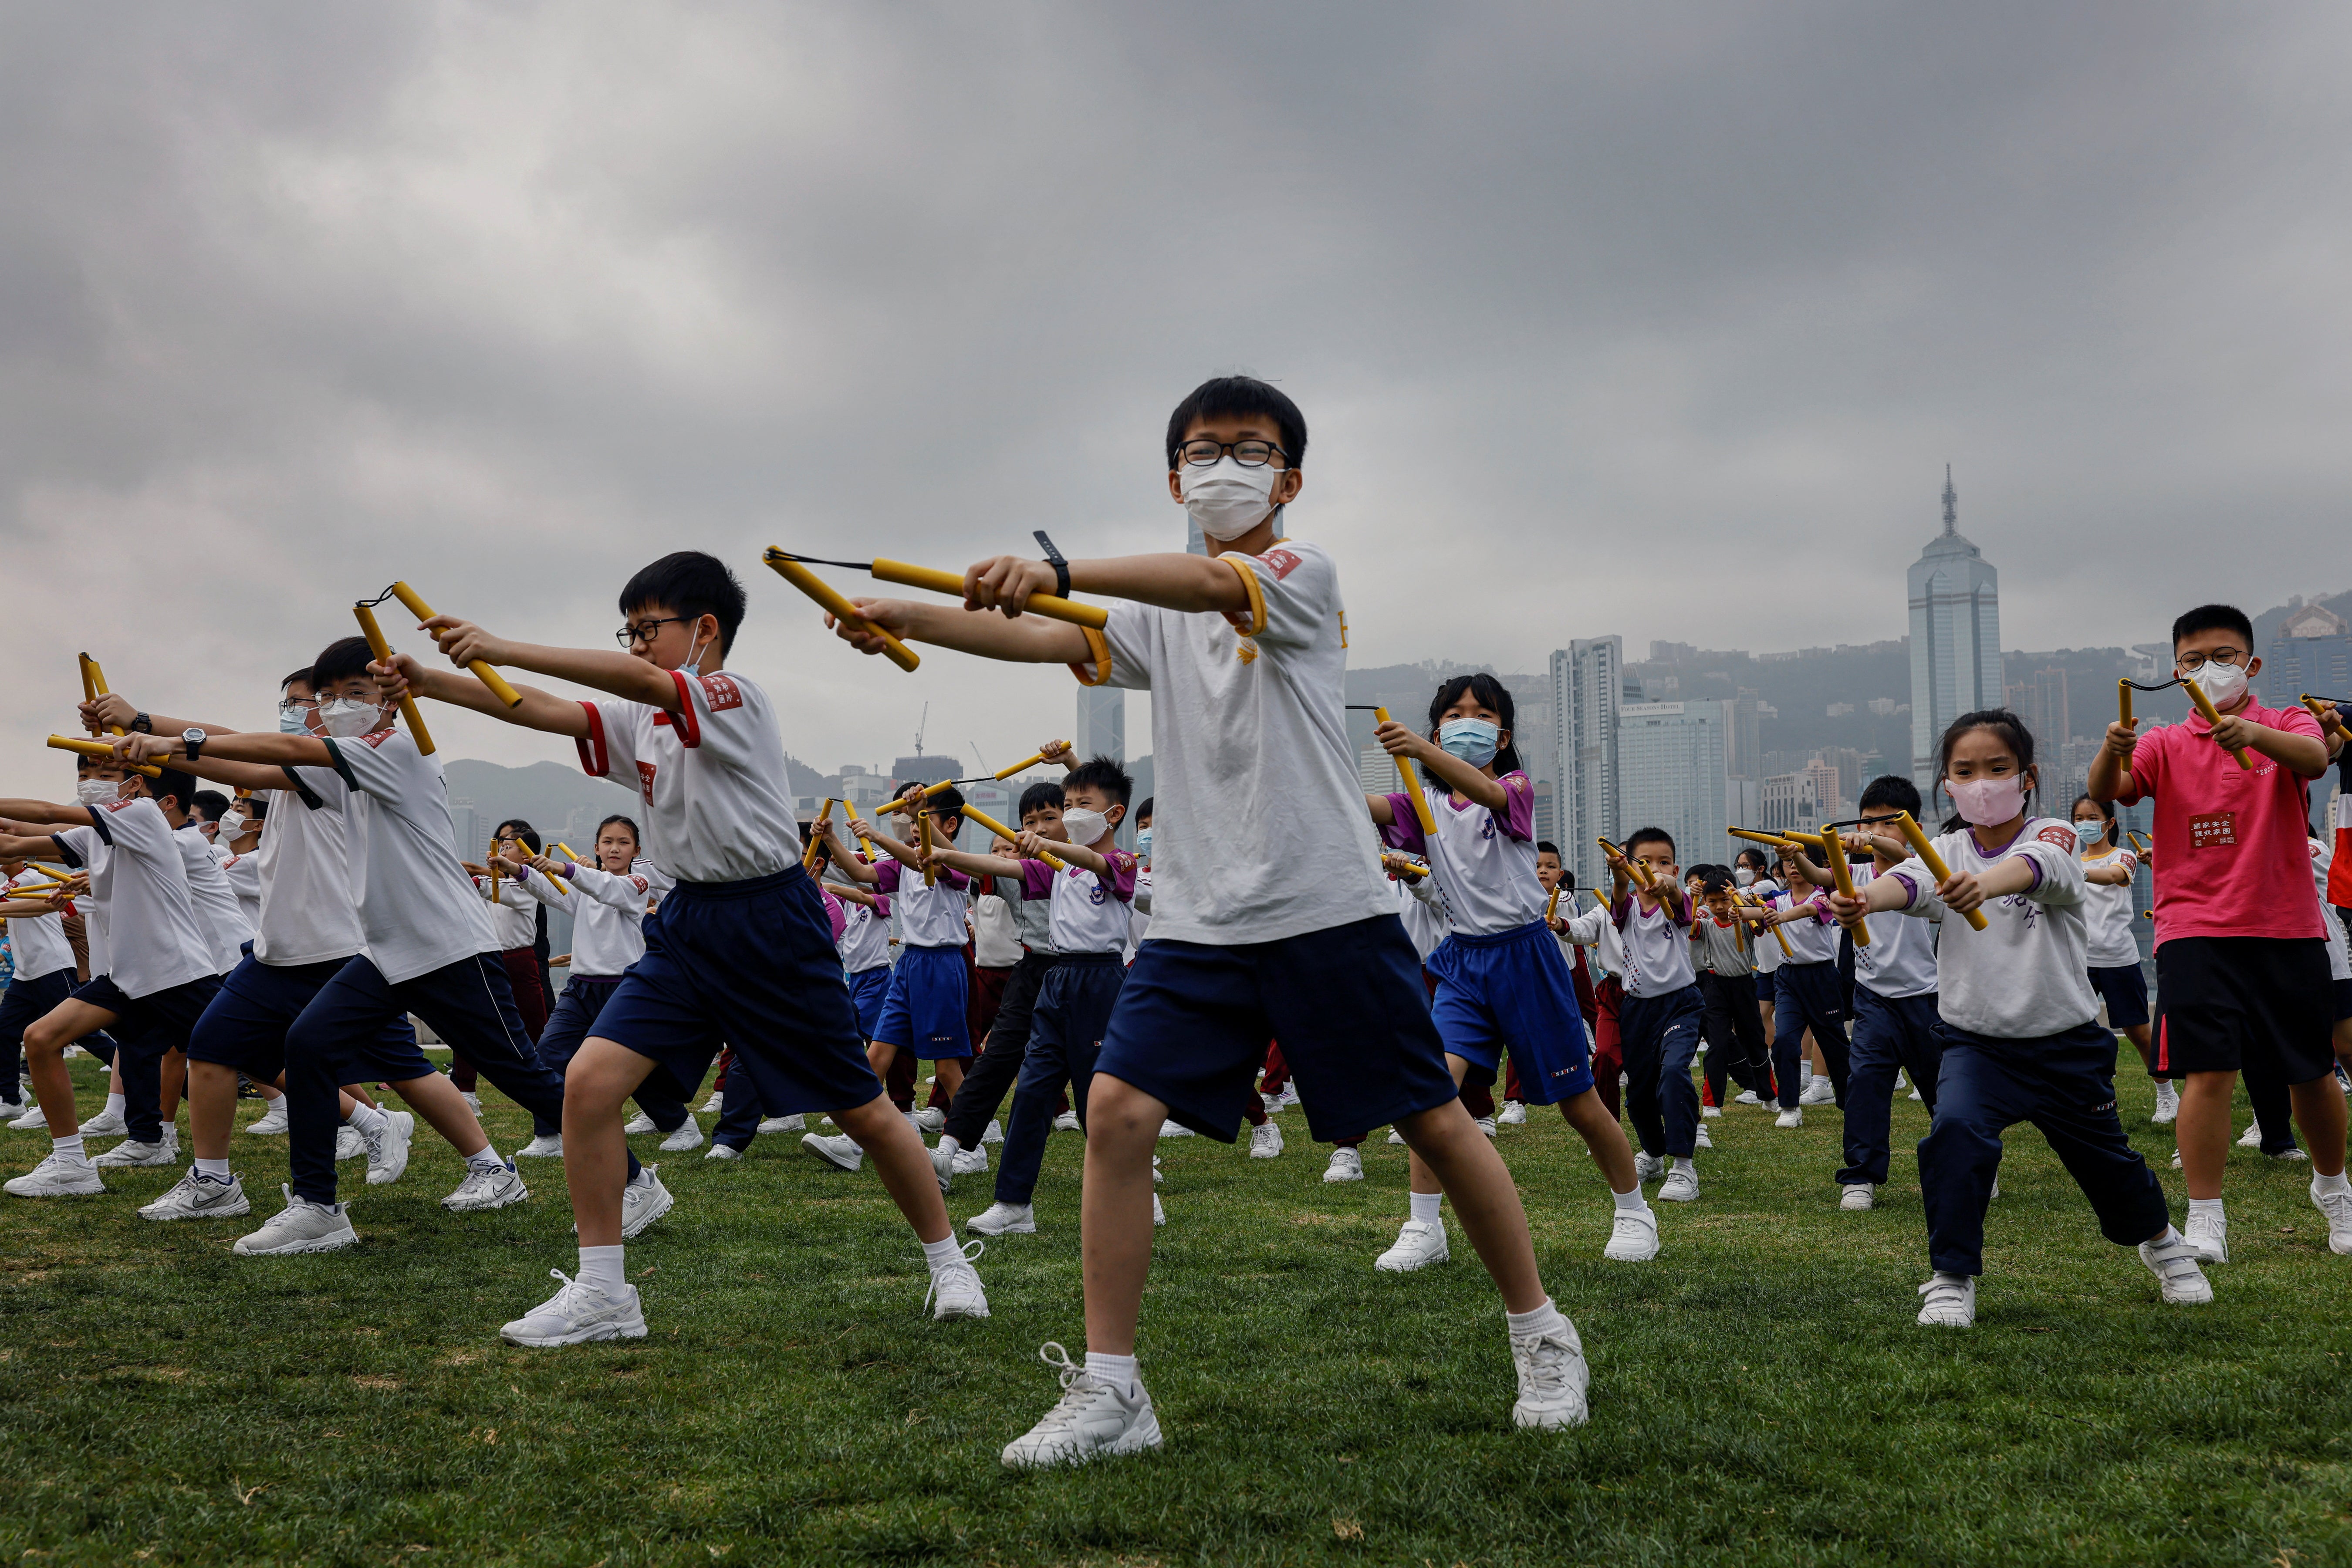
xmin=94 ymin=1137 xmax=176 ymax=1169
xmin=2184 ymin=1208 xmax=2227 ymax=1264
xmin=1476 ymin=1115 xmax=1498 ymax=1139
xmin=1260 ymin=1091 xmax=1281 ymax=1117
xmin=659 ymin=1120 xmax=704 ymax=1152
xmin=234 ymin=1186 xmax=358 ymax=1255
xmin=950 ymin=1146 xmax=989 ymax=1176
xmin=1893 ymin=1071 xmax=1909 ymax=1092
xmin=1387 ymin=1128 xmax=1407 ymax=1146
xmin=2237 ymin=1122 xmax=2264 ymax=1149
xmin=1908 ymin=1086 xmax=1925 ymax=1102
xmin=1775 ymin=1108 xmax=1804 ymax=1129
xmin=0 ymin=1102 xmax=20 ymax=1124
xmin=1700 ymin=1105 xmax=1721 ymax=1119
xmin=758 ymin=1115 xmax=805 ymax=1135
xmin=2271 ymin=1146 xmax=2308 ymax=1163
xmin=140 ymin=1170 xmax=250 ymax=1221
xmin=2140 ymin=1233 xmax=2213 ymax=1303
xmin=1275 ymin=1085 xmax=1300 ymax=1110
xmin=1053 ymin=1110 xmax=1082 ymax=1133
xmin=704 ymin=1142 xmax=742 ymax=1161
xmin=926 ymin=1238 xmax=990 ymax=1320
xmin=1604 ymin=1206 xmax=1659 ymax=1261
xmin=1249 ymin=1122 xmax=1283 ymax=1159
xmin=981 ymin=1119 xmax=1003 ymax=1146
xmin=1658 ymin=1166 xmax=1699 ymax=1203
xmin=1499 ymin=1101 xmax=1528 ymax=1125
xmin=1000 ymin=1343 xmax=1162 ymax=1468
xmin=1916 ymin=1273 xmax=1976 ymax=1327
xmin=1374 ymin=1217 xmax=1450 ymax=1272
xmin=500 ymin=1269 xmax=647 ymax=1347
xmin=4 ymin=1152 xmax=104 ymax=1197
xmin=929 ymin=1138 xmax=960 ymax=1187
xmin=1509 ymin=1319 xmax=1591 ymax=1428
xmin=1157 ymin=1119 xmax=1193 ymax=1139
xmin=334 ymin=1124 xmax=365 ymax=1162
xmin=2170 ymin=1147 xmax=2182 ymax=1169
xmin=244 ymin=1103 xmax=289 ymax=1135
xmin=802 ymin=1132 xmax=863 ymax=1172
xmin=1734 ymin=1090 xmax=1763 ymax=1107
xmin=622 ymin=1110 xmax=660 ymax=1135
xmin=363 ymin=1111 xmax=414 ymax=1186
xmin=1694 ymin=1125 xmax=1714 ymax=1150
xmin=1633 ymin=1151 xmax=1665 ymax=1183
xmin=699 ymin=1089 xmax=726 ymax=1115
xmin=1323 ymin=1148 xmax=1363 ymax=1183
xmin=461 ymin=1091 xmax=483 ymax=1114
xmin=913 ymin=1106 xmax=946 ymax=1133
xmin=966 ymin=1200 xmax=1035 ymax=1236
xmin=443 ymin=1161 xmax=529 ymax=1213
xmin=2311 ymin=1182 xmax=2352 ymax=1256
xmin=1840 ymin=1183 xmax=1875 ymax=1211
xmin=81 ymin=1105 xmax=127 ymax=1136
xmin=515 ymin=1133 xmax=565 ymax=1159
xmin=621 ymin=1166 xmax=673 ymax=1239
xmin=1153 ymin=1193 xmax=1166 ymax=1226
xmin=8 ymin=1103 xmax=49 ymax=1132
xmin=1799 ymin=1078 xmax=1836 ymax=1106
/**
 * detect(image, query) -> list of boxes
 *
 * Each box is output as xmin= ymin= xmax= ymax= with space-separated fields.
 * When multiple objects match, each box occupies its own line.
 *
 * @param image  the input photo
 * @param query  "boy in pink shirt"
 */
xmin=2090 ymin=602 xmax=2352 ymax=1263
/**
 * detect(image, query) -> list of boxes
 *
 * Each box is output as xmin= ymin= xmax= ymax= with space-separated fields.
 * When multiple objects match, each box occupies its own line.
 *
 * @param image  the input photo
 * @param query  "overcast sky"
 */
xmin=5 ymin=3 xmax=2349 ymax=792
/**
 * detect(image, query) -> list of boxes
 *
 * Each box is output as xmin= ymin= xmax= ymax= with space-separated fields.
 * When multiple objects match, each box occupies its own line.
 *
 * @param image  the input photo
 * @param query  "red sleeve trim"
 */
xmin=574 ymin=702 xmax=609 ymax=777
xmin=667 ymin=670 xmax=702 ymax=749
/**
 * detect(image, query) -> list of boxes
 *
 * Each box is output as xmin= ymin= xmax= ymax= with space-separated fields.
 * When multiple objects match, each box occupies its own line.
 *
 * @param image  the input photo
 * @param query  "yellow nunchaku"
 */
xmin=916 ymin=805 xmax=937 ymax=886
xmin=2300 ymin=694 xmax=2349 ymax=740
xmin=1892 ymin=811 xmax=1990 ymax=933
xmin=47 ymin=734 xmax=162 ymax=780
xmin=875 ymin=740 xmax=1071 ymax=818
xmin=1348 ymin=706 xmax=1442 ymax=837
xmin=2124 ymin=676 xmax=2248 ymax=771
xmin=803 ymin=798 xmax=836 ymax=872
xmin=1728 ymin=826 xmax=1796 ymax=848
xmin=1736 ymin=890 xmax=1797 ymax=959
xmin=1816 ymin=824 xmax=1870 ymax=947
xmin=1596 ymin=836 xmax=1655 ymax=889
xmin=761 ymin=551 xmax=921 ymax=672
xmin=388 ymin=582 xmax=524 ymax=708
xmin=1544 ymin=885 xmax=1560 ymax=921
xmin=352 ymin=604 xmax=437 ymax=756
xmin=957 ymin=803 xmax=1067 ymax=872
xmin=79 ymin=653 xmax=124 ymax=737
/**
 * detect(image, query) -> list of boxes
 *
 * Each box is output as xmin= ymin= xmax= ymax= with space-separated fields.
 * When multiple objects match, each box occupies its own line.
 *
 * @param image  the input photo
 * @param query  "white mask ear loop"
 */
xmin=682 ymin=622 xmax=711 ymax=674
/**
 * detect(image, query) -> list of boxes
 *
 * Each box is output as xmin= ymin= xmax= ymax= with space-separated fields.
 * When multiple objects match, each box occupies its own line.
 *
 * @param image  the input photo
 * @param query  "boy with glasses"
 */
xmin=2091 ymin=603 xmax=2352 ymax=1261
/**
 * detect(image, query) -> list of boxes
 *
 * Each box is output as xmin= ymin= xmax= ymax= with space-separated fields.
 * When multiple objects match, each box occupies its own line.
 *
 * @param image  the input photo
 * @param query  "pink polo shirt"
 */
xmin=2114 ymin=701 xmax=2327 ymax=945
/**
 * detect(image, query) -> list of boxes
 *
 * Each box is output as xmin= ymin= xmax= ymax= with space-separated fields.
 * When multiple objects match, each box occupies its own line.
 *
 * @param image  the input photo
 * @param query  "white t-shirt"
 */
xmin=1767 ymin=882 xmax=1840 ymax=964
xmin=1744 ymin=876 xmax=1785 ymax=974
xmin=1560 ymin=896 xmax=1622 ymax=979
xmin=971 ymin=887 xmax=1021 ymax=969
xmin=1127 ymin=867 xmax=1152 ymax=956
xmin=1379 ymin=772 xmax=1544 ymax=937
xmin=249 ymin=773 xmax=368 ymax=967
xmin=576 ymin=669 xmax=801 ymax=884
xmin=3 ymin=871 xmax=74 ymax=981
xmin=2077 ymin=846 xmax=2143 ymax=970
xmin=874 ymin=861 xmax=970 ymax=950
xmin=476 ymin=873 xmax=541 ymax=951
xmin=837 ymin=888 xmax=893 ymax=974
xmin=318 ymin=728 xmax=500 ymax=984
xmin=1882 ymin=817 xmax=2094 ymax=1038
xmin=1395 ymin=871 xmax=1451 ymax=961
xmin=53 ymin=798 xmax=214 ymax=999
xmin=1089 ymin=541 xmax=1393 ymax=945
xmin=1849 ymin=860 xmax=1938 ymax=999
xmin=1014 ymin=848 xmax=1140 ymax=955
xmin=518 ymin=861 xmax=658 ymax=979
xmin=1613 ymin=888 xmax=1698 ymax=998
xmin=175 ymin=824 xmax=250 ymax=974
xmin=220 ymin=848 xmax=263 ymax=932
xmin=2311 ymin=840 xmax=2350 ymax=983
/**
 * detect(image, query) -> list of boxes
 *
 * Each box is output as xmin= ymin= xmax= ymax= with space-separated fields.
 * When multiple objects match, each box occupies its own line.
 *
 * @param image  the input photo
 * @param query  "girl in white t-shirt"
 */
xmin=2070 ymin=795 xmax=2166 ymax=1123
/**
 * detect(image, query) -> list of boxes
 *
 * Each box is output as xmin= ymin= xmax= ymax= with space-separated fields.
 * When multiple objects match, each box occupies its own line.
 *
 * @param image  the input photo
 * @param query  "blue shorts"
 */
xmin=1424 ymin=919 xmax=1595 ymax=1105
xmin=535 ymin=975 xmax=691 ymax=1139
xmin=69 ymin=972 xmax=222 ymax=1053
xmin=875 ymin=944 xmax=971 ymax=1059
xmin=1017 ymin=952 xmax=1126 ymax=1097
xmin=1755 ymin=972 xmax=1775 ymax=1002
xmin=591 ymin=864 xmax=883 ymax=1118
xmin=188 ymin=949 xmax=420 ymax=1080
xmin=0 ymin=969 xmax=73 ymax=1049
xmin=1097 ymin=912 xmax=1460 ymax=1143
xmin=2087 ymin=964 xmax=2149 ymax=1030
xmin=847 ymin=965 xmax=892 ymax=1039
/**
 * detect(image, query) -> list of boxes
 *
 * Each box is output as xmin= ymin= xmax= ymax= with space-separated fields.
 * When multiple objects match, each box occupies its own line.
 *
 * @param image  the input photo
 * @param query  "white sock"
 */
xmin=195 ymin=1157 xmax=232 ymax=1182
xmin=577 ymin=1244 xmax=626 ymax=1295
xmin=1672 ymin=1156 xmax=1696 ymax=1175
xmin=2152 ymin=1224 xmax=2185 ymax=1249
xmin=345 ymin=1102 xmax=386 ymax=1135
xmin=105 ymin=1092 xmax=125 ymax=1117
xmin=51 ymin=1134 xmax=87 ymax=1162
xmin=2313 ymin=1170 xmax=2351 ymax=1196
xmin=627 ymin=1164 xmax=654 ymax=1189
xmin=2187 ymin=1196 xmax=2225 ymax=1224
xmin=1612 ymin=1185 xmax=1649 ymax=1213
xmin=936 ymin=1135 xmax=961 ymax=1157
xmin=1083 ymin=1349 xmax=1139 ymax=1394
xmin=1798 ymin=1065 xmax=1812 ymax=1086
xmin=1505 ymin=1297 xmax=1568 ymax=1339
xmin=465 ymin=1146 xmax=506 ymax=1174
xmin=1409 ymin=1190 xmax=1443 ymax=1226
xmin=921 ymin=1234 xmax=967 ymax=1273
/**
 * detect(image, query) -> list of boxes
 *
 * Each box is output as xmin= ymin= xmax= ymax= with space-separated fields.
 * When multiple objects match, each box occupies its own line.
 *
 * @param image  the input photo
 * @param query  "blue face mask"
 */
xmin=1135 ymin=827 xmax=1152 ymax=858
xmin=278 ymin=710 xmax=310 ymax=734
xmin=1437 ymin=718 xmax=1501 ymax=767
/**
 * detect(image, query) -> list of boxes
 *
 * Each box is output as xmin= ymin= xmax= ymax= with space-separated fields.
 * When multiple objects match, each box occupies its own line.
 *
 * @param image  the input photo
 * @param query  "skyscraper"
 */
xmin=1551 ymin=636 xmax=1624 ymax=889
xmin=1908 ymin=466 xmax=2002 ymax=791
xmin=1616 ymin=700 xmax=1731 ymax=871
xmin=1076 ymin=685 xmax=1125 ymax=762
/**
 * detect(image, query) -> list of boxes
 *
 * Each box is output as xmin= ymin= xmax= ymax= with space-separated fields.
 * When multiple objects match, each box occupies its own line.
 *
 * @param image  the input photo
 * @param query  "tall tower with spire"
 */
xmin=1908 ymin=466 xmax=2003 ymax=792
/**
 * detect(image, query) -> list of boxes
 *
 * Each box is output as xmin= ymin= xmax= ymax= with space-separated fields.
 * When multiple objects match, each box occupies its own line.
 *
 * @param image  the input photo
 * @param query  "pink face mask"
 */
xmin=1944 ymin=773 xmax=2026 ymax=828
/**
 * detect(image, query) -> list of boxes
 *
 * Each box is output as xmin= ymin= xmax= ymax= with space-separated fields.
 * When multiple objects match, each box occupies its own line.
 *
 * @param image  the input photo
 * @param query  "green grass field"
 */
xmin=2 ymin=1052 xmax=2349 ymax=1567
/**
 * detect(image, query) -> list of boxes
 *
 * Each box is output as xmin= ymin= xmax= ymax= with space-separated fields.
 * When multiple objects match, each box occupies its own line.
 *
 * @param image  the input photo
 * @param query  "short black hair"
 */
xmin=2171 ymin=603 xmax=2253 ymax=650
xmin=191 ymin=790 xmax=232 ymax=823
xmin=1135 ymin=796 xmax=1153 ymax=824
xmin=1019 ymin=780 xmax=1065 ymax=817
xmin=1625 ymin=826 xmax=1676 ymax=859
xmin=926 ymin=784 xmax=966 ymax=829
xmin=1164 ymin=375 xmax=1307 ymax=470
xmin=1064 ymin=755 xmax=1133 ymax=811
xmin=621 ymin=551 xmax=748 ymax=657
xmin=139 ymin=766 xmax=202 ymax=819
xmin=1858 ymin=774 xmax=1922 ymax=816
xmin=1696 ymin=865 xmax=1735 ymax=894
xmin=281 ymin=666 xmax=312 ymax=692
xmin=1536 ymin=839 xmax=1561 ymax=858
xmin=1734 ymin=846 xmax=1770 ymax=874
xmin=310 ymin=635 xmax=377 ymax=689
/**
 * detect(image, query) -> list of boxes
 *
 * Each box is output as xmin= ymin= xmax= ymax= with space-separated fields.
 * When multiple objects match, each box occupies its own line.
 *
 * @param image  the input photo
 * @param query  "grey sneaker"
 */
xmin=443 ymin=1161 xmax=529 ymax=1213
xmin=802 ymin=1132 xmax=863 ymax=1172
xmin=621 ymin=1166 xmax=673 ymax=1239
xmin=500 ymin=1269 xmax=647 ymax=1347
xmin=1000 ymin=1343 xmax=1161 ymax=1468
xmin=140 ymin=1170 xmax=251 ymax=1222
xmin=4 ymin=1152 xmax=105 ymax=1197
xmin=364 ymin=1111 xmax=414 ymax=1186
xmin=234 ymin=1186 xmax=358 ymax=1255
xmin=94 ymin=1137 xmax=177 ymax=1169
xmin=1509 ymin=1320 xmax=1592 ymax=1428
xmin=79 ymin=1105 xmax=127 ymax=1137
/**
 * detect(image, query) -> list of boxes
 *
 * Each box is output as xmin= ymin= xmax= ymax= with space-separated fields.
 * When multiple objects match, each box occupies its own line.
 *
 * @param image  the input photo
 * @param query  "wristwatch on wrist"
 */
xmin=1033 ymin=529 xmax=1071 ymax=599
xmin=181 ymin=728 xmax=206 ymax=763
xmin=131 ymin=712 xmax=153 ymax=734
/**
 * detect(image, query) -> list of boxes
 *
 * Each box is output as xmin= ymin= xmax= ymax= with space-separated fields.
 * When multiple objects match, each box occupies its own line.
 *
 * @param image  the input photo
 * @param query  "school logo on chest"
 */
xmin=1235 ymin=638 xmax=1258 ymax=666
xmin=2188 ymin=811 xmax=2237 ymax=851
xmin=636 ymin=761 xmax=659 ymax=804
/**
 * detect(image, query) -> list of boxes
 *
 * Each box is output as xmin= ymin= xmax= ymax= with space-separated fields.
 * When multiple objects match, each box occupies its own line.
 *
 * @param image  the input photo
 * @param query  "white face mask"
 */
xmin=2187 ymin=660 xmax=2248 ymax=712
xmin=218 ymin=809 xmax=247 ymax=839
xmin=76 ymin=777 xmax=124 ymax=807
xmin=317 ymin=697 xmax=386 ymax=738
xmin=1733 ymin=868 xmax=1756 ymax=887
xmin=1179 ymin=457 xmax=1283 ymax=542
xmin=1059 ymin=807 xmax=1110 ymax=845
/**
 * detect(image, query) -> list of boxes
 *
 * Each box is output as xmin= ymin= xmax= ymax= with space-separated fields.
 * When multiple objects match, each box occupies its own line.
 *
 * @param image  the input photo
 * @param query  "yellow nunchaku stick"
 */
xmin=2300 ymin=694 xmax=2348 ymax=739
xmin=2117 ymin=678 xmax=2132 ymax=727
xmin=47 ymin=734 xmax=162 ymax=780
xmin=803 ymin=798 xmax=836 ymax=872
xmin=758 ymin=550 xmax=922 ymax=672
xmin=868 ymin=558 xmax=1110 ymax=631
xmin=993 ymin=743 xmax=1069 ymax=781
xmin=388 ymin=583 xmax=524 ymax=707
xmin=1349 ymin=706 xmax=1442 ymax=837
xmin=1817 ymin=825 xmax=1871 ymax=947
xmin=1892 ymin=811 xmax=1990 ymax=933
xmin=2176 ymin=676 xmax=2251 ymax=772
xmin=79 ymin=653 xmax=124 ymax=736
xmin=957 ymin=803 xmax=1067 ymax=872
xmin=352 ymin=604 xmax=438 ymax=756
xmin=1545 ymin=885 xmax=1560 ymax=922
xmin=1778 ymin=828 xmax=1828 ymax=848
xmin=916 ymin=804 xmax=937 ymax=886
xmin=1728 ymin=827 xmax=1796 ymax=848
xmin=1596 ymin=837 xmax=1655 ymax=890
xmin=1737 ymin=890 xmax=1797 ymax=959
xmin=876 ymin=778 xmax=958 ymax=818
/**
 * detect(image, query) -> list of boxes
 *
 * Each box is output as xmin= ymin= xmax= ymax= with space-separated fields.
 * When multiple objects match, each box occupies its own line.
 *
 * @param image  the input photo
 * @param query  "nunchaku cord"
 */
xmin=764 ymin=550 xmax=875 ymax=572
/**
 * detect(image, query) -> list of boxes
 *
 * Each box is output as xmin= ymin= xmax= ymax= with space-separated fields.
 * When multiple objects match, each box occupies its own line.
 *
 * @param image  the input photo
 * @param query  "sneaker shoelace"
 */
xmin=922 ymin=1238 xmax=986 ymax=1313
xmin=1514 ymin=1331 xmax=1581 ymax=1393
xmin=2313 ymin=1189 xmax=2352 ymax=1226
xmin=1026 ymin=1342 xmax=1116 ymax=1434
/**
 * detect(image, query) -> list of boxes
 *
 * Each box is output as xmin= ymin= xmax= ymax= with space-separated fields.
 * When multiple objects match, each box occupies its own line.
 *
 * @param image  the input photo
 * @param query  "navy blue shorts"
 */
xmin=1097 ymin=912 xmax=1460 ymax=1143
xmin=875 ymin=943 xmax=971 ymax=1058
xmin=1424 ymin=919 xmax=1594 ymax=1105
xmin=189 ymin=949 xmax=419 ymax=1080
xmin=1017 ymin=953 xmax=1126 ymax=1097
xmin=69 ymin=972 xmax=221 ymax=1053
xmin=0 ymin=968 xmax=73 ymax=1048
xmin=2087 ymin=964 xmax=2149 ymax=1030
xmin=847 ymin=965 xmax=891 ymax=1038
xmin=1755 ymin=972 xmax=1775 ymax=1002
xmin=539 ymin=975 xmax=620 ymax=1076
xmin=591 ymin=864 xmax=883 ymax=1118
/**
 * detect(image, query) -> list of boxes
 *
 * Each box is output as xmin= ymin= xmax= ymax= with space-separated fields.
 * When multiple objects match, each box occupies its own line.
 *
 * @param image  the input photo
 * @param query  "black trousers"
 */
xmin=942 ymin=948 xmax=1061 ymax=1148
xmin=1696 ymin=971 xmax=1772 ymax=1104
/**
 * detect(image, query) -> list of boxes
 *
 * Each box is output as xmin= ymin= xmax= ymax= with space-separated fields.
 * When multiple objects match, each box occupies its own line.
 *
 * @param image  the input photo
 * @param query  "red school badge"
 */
xmin=698 ymin=674 xmax=743 ymax=711
xmin=1258 ymin=547 xmax=1303 ymax=580
xmin=2187 ymin=811 xmax=2237 ymax=850
xmin=636 ymin=760 xmax=659 ymax=804
xmin=2036 ymin=825 xmax=2076 ymax=849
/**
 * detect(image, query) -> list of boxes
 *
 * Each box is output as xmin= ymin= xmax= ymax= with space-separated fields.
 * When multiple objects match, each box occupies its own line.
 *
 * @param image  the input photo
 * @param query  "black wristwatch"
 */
xmin=182 ymin=727 xmax=207 ymax=763
xmin=131 ymin=712 xmax=153 ymax=734
xmin=1033 ymin=530 xmax=1070 ymax=599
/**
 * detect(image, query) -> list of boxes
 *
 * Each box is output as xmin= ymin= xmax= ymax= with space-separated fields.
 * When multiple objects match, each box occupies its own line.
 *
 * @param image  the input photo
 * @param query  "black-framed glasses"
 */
xmin=276 ymin=697 xmax=319 ymax=716
xmin=615 ymin=616 xmax=689 ymax=648
xmin=2174 ymin=648 xmax=2246 ymax=672
xmin=1176 ymin=439 xmax=1289 ymax=468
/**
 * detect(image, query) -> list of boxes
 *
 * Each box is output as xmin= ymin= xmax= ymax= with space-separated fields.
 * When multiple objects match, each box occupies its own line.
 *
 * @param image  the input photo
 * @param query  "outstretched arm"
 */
xmin=119 ymin=730 xmax=333 ymax=770
xmin=375 ymin=653 xmax=594 ymax=736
